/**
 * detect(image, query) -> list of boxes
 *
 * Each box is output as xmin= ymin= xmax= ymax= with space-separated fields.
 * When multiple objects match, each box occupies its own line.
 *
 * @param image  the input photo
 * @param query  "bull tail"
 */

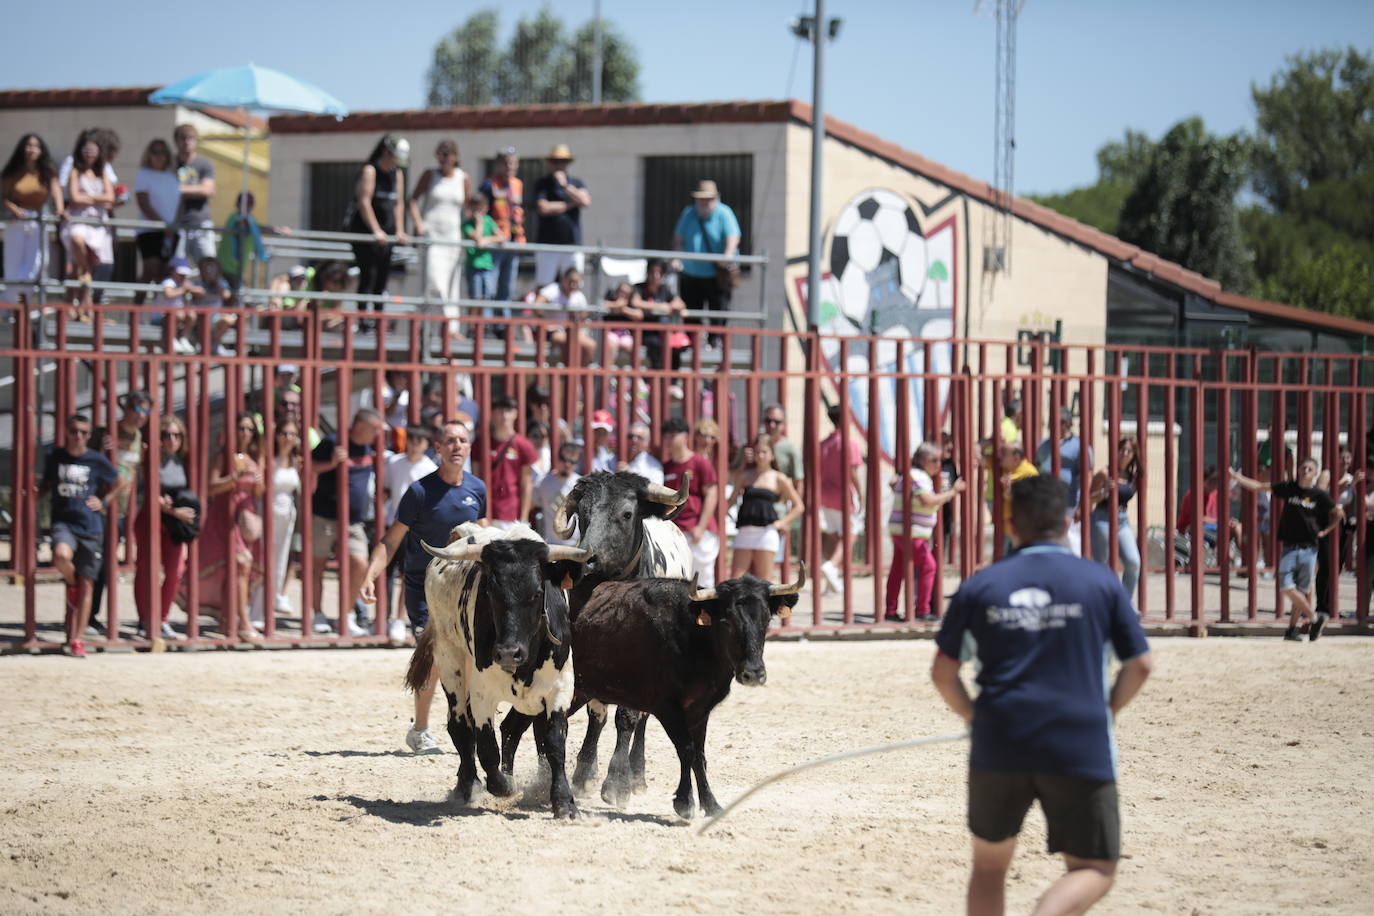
xmin=404 ymin=626 xmax=436 ymax=694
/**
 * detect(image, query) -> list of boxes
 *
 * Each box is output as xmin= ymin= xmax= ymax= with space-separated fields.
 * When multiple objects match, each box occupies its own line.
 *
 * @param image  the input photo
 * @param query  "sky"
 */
xmin=5 ymin=0 xmax=1371 ymax=194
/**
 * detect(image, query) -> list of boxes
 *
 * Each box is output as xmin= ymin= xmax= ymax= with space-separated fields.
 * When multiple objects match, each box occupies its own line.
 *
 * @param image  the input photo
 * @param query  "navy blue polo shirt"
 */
xmin=936 ymin=543 xmax=1150 ymax=782
xmin=397 ymin=470 xmax=487 ymax=581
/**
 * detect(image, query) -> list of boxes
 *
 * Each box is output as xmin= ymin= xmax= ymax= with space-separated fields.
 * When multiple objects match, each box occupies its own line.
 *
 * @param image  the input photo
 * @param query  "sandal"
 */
xmin=239 ymin=627 xmax=265 ymax=646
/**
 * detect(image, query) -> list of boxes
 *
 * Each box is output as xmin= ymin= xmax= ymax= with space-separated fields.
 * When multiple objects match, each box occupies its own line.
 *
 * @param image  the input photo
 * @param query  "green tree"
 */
xmin=1257 ymin=239 xmax=1374 ymax=321
xmin=1095 ymin=128 xmax=1156 ymax=185
xmin=1117 ymin=117 xmax=1254 ymax=290
xmin=425 ymin=6 xmax=641 ymax=107
xmin=1251 ymin=47 xmax=1374 ymax=211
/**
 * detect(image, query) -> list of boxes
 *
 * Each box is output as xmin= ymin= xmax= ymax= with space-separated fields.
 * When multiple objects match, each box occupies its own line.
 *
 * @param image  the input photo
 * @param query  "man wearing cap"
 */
xmin=672 ymin=180 xmax=741 ymax=348
xmin=479 ymin=148 xmax=525 ymax=305
xmin=590 ymin=409 xmax=617 ymax=472
xmin=533 ymin=144 xmax=591 ymax=287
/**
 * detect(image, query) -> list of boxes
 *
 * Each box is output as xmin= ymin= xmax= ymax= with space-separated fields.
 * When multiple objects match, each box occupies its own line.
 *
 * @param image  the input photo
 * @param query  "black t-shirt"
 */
xmin=44 ymin=447 xmax=118 ymax=538
xmin=1272 ymin=480 xmax=1334 ymax=547
xmin=312 ymin=436 xmax=376 ymax=523
xmin=533 ymin=174 xmax=586 ymax=245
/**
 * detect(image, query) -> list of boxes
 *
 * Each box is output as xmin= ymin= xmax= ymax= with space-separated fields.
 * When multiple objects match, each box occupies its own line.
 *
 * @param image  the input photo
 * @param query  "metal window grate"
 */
xmin=308 ymin=162 xmax=359 ymax=232
xmin=641 ymin=154 xmax=753 ymax=256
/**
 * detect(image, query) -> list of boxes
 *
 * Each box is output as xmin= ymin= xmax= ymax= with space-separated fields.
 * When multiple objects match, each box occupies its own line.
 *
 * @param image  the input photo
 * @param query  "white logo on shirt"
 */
xmin=985 ymin=587 xmax=1083 ymax=631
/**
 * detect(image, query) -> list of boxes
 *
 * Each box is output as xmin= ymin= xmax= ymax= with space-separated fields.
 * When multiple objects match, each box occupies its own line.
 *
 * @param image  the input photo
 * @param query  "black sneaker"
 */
xmin=1283 ymin=628 xmax=1302 ymax=642
xmin=1309 ymin=612 xmax=1329 ymax=642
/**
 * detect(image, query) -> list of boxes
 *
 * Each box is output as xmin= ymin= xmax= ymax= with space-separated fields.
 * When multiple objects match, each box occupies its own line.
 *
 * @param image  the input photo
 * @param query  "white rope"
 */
xmin=696 ymin=730 xmax=969 ymax=835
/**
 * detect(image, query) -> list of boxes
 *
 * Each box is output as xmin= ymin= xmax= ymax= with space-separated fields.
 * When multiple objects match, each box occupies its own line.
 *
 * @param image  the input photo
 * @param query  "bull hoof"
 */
xmin=630 ymin=774 xmax=648 ymax=795
xmin=570 ymin=759 xmax=598 ymax=795
xmin=452 ymin=777 xmax=477 ymax=805
xmin=600 ymin=777 xmax=628 ymax=809
xmin=486 ymin=771 xmax=514 ymax=798
xmin=673 ymin=794 xmax=696 ymax=820
xmin=552 ymin=798 xmax=580 ymax=820
xmin=702 ymin=799 xmax=723 ymax=818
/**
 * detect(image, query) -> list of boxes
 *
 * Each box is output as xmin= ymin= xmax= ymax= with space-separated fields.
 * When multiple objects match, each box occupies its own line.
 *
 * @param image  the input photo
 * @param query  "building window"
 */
xmin=307 ymin=162 xmax=359 ymax=232
xmin=641 ymin=154 xmax=753 ymax=257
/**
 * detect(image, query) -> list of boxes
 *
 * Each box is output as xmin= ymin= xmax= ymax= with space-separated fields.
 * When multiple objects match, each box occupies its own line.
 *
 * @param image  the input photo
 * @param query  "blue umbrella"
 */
xmin=150 ymin=65 xmax=348 ymax=217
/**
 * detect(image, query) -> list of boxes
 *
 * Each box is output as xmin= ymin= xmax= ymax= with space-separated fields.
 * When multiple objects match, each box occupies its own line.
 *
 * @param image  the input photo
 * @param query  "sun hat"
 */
xmin=547 ymin=143 xmax=574 ymax=162
xmin=690 ymin=180 xmax=720 ymax=200
xmin=591 ymin=409 xmax=615 ymax=432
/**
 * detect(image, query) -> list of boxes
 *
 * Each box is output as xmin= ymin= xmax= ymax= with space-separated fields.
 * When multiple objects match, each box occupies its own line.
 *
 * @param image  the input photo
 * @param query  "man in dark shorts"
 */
xmin=1232 ymin=457 xmax=1342 ymax=641
xmin=41 ymin=414 xmax=121 ymax=657
xmin=932 ymin=475 xmax=1152 ymax=915
xmin=360 ymin=420 xmax=486 ymax=754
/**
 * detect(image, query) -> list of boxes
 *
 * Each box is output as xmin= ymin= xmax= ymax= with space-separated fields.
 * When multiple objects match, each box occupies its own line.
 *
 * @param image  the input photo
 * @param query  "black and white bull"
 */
xmin=501 ymin=471 xmax=693 ymax=800
xmin=403 ymin=523 xmax=589 ymax=819
xmin=563 ymin=567 xmax=803 ymax=818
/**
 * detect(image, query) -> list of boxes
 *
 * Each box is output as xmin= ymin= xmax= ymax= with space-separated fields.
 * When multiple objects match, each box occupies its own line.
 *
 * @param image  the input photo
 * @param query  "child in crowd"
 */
xmin=191 ymin=256 xmax=237 ymax=356
xmin=157 ymin=257 xmax=201 ymax=354
xmin=886 ymin=442 xmax=965 ymax=622
xmin=461 ymin=192 xmax=504 ymax=331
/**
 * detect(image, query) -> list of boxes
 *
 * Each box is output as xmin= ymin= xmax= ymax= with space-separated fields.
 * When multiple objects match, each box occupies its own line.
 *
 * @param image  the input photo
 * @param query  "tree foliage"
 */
xmin=426 ymin=6 xmax=641 ymax=108
xmin=1116 ymin=117 xmax=1254 ymax=291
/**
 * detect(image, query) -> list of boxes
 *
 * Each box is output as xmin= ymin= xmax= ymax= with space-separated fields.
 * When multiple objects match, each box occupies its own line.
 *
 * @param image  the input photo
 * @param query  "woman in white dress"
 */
xmin=251 ymin=418 xmax=302 ymax=623
xmin=407 ymin=139 xmax=469 ymax=334
xmin=60 ymin=137 xmax=114 ymax=318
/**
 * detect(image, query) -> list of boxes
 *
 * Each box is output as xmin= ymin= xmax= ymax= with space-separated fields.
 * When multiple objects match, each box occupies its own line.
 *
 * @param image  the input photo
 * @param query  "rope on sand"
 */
xmin=695 ymin=730 xmax=969 ymax=836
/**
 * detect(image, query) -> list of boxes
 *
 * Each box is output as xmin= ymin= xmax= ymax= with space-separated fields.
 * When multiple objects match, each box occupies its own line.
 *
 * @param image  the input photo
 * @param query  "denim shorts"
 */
xmin=1278 ymin=545 xmax=1317 ymax=592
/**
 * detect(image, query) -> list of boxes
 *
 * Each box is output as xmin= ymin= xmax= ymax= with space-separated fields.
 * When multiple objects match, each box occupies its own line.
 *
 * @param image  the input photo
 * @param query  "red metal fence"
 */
xmin=2 ymin=301 xmax=1371 ymax=652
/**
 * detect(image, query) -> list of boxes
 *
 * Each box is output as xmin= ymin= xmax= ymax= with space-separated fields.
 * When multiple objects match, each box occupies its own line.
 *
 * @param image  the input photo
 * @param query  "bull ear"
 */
xmin=695 ymin=609 xmax=713 ymax=627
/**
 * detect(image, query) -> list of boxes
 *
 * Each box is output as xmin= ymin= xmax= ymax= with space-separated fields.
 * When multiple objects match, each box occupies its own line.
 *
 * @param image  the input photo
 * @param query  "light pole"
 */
xmin=791 ymin=7 xmax=842 ymax=331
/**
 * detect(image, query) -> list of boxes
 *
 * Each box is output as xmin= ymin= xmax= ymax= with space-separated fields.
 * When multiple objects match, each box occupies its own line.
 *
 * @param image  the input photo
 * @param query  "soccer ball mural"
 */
xmin=810 ymin=189 xmax=957 ymax=460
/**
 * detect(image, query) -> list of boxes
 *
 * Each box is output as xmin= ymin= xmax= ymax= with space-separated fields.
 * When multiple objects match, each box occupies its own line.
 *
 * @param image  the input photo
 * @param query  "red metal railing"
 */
xmin=2 ymin=301 xmax=1371 ymax=651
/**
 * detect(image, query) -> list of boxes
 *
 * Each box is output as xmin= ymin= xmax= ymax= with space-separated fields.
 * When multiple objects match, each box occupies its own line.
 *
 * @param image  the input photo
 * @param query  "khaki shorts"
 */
xmin=819 ymin=507 xmax=860 ymax=535
xmin=311 ymin=515 xmax=369 ymax=559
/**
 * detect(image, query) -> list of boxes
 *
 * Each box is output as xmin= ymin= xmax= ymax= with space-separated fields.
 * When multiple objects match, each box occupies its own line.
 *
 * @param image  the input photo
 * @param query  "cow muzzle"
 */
xmin=736 ymin=664 xmax=767 ymax=687
xmin=495 ymin=643 xmax=527 ymax=673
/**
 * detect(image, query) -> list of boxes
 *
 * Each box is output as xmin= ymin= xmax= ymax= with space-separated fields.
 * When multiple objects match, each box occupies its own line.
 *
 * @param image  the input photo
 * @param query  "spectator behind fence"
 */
xmin=380 ymin=425 xmax=436 ymax=643
xmin=590 ymin=409 xmax=617 ymax=472
xmin=269 ymin=263 xmax=312 ymax=314
xmin=619 ymin=422 xmax=664 ymax=485
xmin=536 ymin=441 xmax=584 ymax=546
xmin=1035 ymin=412 xmax=1092 ymax=552
xmin=526 ymin=420 xmax=551 ymax=482
xmin=42 ymin=413 xmax=120 ymax=657
xmin=728 ymin=434 xmax=804 ymax=581
xmin=886 ymin=443 xmax=965 ymax=623
xmin=172 ymin=124 xmax=216 ymax=262
xmin=1232 ymin=458 xmax=1342 ymax=642
xmin=931 ymin=474 xmax=1152 ymax=916
xmin=819 ymin=405 xmax=864 ymax=596
xmin=61 ymin=134 xmax=114 ymax=319
xmin=219 ymin=191 xmax=288 ymax=291
xmin=462 ymin=192 xmax=505 ymax=325
xmin=346 ymin=134 xmax=410 ymax=322
xmin=630 ymin=258 xmax=690 ymax=386
xmin=537 ymin=267 xmax=616 ymax=366
xmin=672 ymin=180 xmax=740 ymax=349
xmin=1089 ymin=437 xmax=1142 ymax=605
xmin=193 ymin=255 xmax=237 ymax=356
xmin=533 ymin=143 xmax=591 ymax=286
xmin=408 ymin=138 xmax=469 ymax=321
xmin=2 ymin=133 xmax=65 ymax=298
xmin=662 ymin=416 xmax=720 ymax=587
xmin=484 ymin=395 xmax=536 ymax=531
xmin=996 ymin=440 xmax=1039 ymax=553
xmin=479 ymin=146 xmax=524 ymax=305
xmin=194 ymin=412 xmax=266 ymax=644
xmin=157 ymin=257 xmax=199 ymax=353
xmin=310 ymin=408 xmax=385 ymax=636
xmin=264 ymin=417 xmax=303 ymax=619
xmin=134 ymin=416 xmax=196 ymax=640
xmin=132 ymin=138 xmax=178 ymax=304
xmin=940 ymin=432 xmax=961 ymax=557
xmin=87 ymin=390 xmax=151 ymax=635
xmin=1316 ymin=451 xmax=1362 ymax=622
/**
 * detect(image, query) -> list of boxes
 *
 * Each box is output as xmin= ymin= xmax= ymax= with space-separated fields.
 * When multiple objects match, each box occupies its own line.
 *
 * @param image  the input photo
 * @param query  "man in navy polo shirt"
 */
xmin=932 ymin=475 xmax=1152 ymax=916
xmin=360 ymin=420 xmax=487 ymax=754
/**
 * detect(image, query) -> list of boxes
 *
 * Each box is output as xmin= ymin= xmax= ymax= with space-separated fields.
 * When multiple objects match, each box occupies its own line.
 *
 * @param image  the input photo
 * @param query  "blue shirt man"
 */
xmin=672 ymin=180 xmax=742 ymax=347
xmin=931 ymin=474 xmax=1151 ymax=914
xmin=1035 ymin=416 xmax=1092 ymax=507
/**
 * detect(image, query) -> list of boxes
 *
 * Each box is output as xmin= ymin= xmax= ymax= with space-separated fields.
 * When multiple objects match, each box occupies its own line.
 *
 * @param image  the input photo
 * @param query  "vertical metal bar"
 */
xmin=1163 ymin=357 xmax=1177 ymax=621
xmin=1216 ymin=374 xmax=1231 ymax=623
xmin=1135 ymin=376 xmax=1148 ymax=617
xmin=1188 ymin=368 xmax=1205 ymax=634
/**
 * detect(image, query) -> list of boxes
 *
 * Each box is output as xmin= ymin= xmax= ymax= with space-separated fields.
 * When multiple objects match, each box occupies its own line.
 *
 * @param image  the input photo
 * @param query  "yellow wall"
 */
xmin=198 ymin=134 xmax=270 ymax=224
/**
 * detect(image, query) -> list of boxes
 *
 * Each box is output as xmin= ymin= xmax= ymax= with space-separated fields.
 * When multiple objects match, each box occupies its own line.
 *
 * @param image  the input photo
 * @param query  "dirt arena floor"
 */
xmin=2 ymin=636 xmax=1371 ymax=914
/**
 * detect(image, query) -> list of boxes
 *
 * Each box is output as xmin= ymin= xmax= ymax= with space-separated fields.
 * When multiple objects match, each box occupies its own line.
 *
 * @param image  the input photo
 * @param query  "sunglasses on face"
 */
xmin=764 ymin=417 xmax=783 ymax=425
xmin=162 ymin=430 xmax=183 ymax=439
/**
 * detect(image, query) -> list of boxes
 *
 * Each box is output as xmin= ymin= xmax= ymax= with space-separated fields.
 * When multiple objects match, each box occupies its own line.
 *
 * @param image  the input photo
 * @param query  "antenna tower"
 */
xmin=987 ymin=0 xmax=1020 ymax=276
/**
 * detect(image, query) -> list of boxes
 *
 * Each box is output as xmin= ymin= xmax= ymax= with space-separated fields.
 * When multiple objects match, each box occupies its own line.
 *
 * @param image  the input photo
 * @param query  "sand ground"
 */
xmin=1 ymin=637 xmax=1371 ymax=914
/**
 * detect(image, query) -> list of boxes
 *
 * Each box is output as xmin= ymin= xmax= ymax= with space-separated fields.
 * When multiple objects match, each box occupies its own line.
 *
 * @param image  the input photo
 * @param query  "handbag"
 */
xmin=696 ymin=211 xmax=740 ymax=291
xmin=237 ymin=506 xmax=263 ymax=543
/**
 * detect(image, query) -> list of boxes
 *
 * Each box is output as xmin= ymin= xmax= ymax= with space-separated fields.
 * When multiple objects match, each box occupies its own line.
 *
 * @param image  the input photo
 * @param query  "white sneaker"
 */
xmin=312 ymin=613 xmax=334 ymax=634
xmin=406 ymin=727 xmax=442 ymax=755
xmin=821 ymin=561 xmax=843 ymax=595
xmin=387 ymin=618 xmax=407 ymax=647
xmin=175 ymin=336 xmax=196 ymax=355
xmin=274 ymin=594 xmax=293 ymax=614
xmin=160 ymin=622 xmax=176 ymax=639
xmin=346 ymin=616 xmax=368 ymax=637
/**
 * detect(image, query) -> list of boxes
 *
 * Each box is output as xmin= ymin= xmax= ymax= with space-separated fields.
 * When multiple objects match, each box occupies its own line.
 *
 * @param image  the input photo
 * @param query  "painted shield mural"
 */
xmin=802 ymin=189 xmax=957 ymax=461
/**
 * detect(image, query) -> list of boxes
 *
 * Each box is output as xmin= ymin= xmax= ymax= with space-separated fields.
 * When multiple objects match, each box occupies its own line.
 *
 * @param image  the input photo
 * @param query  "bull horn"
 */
xmin=644 ymin=472 xmax=691 ymax=507
xmin=546 ymin=545 xmax=591 ymax=563
xmin=688 ymin=573 xmax=718 ymax=603
xmin=421 ymin=540 xmax=486 ymax=562
xmin=552 ymin=493 xmax=578 ymax=539
xmin=769 ymin=562 xmax=806 ymax=596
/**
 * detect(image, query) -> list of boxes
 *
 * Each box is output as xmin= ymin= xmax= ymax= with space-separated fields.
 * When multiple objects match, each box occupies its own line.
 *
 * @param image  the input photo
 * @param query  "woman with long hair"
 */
xmin=347 ymin=134 xmax=409 ymax=324
xmin=727 ymin=434 xmax=804 ymax=580
xmin=131 ymin=138 xmax=178 ymax=304
xmin=263 ymin=417 xmax=302 ymax=619
xmin=1090 ymin=436 xmax=1143 ymax=600
xmin=59 ymin=134 xmax=114 ymax=318
xmin=2 ymin=133 xmax=65 ymax=300
xmin=133 ymin=416 xmax=195 ymax=638
xmin=189 ymin=411 xmax=266 ymax=643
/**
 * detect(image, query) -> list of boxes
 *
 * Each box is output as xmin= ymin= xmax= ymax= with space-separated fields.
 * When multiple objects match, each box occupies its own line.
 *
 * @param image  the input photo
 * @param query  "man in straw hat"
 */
xmin=672 ymin=179 xmax=741 ymax=349
xmin=533 ymin=143 xmax=591 ymax=287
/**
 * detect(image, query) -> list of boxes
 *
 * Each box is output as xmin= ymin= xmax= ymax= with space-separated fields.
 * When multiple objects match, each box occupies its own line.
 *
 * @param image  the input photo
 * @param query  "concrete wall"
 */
xmin=266 ymin=121 xmax=791 ymax=323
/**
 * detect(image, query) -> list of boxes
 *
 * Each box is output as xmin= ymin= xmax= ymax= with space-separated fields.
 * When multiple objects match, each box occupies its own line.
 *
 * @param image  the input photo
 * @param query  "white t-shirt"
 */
xmin=133 ymin=168 xmax=181 ymax=224
xmin=383 ymin=452 xmax=438 ymax=525
xmin=59 ymin=157 xmax=117 ymax=189
xmin=624 ymin=451 xmax=664 ymax=485
xmin=356 ymin=384 xmax=409 ymax=431
xmin=534 ymin=470 xmax=581 ymax=545
xmin=536 ymin=282 xmax=588 ymax=321
xmin=158 ymin=277 xmax=187 ymax=308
